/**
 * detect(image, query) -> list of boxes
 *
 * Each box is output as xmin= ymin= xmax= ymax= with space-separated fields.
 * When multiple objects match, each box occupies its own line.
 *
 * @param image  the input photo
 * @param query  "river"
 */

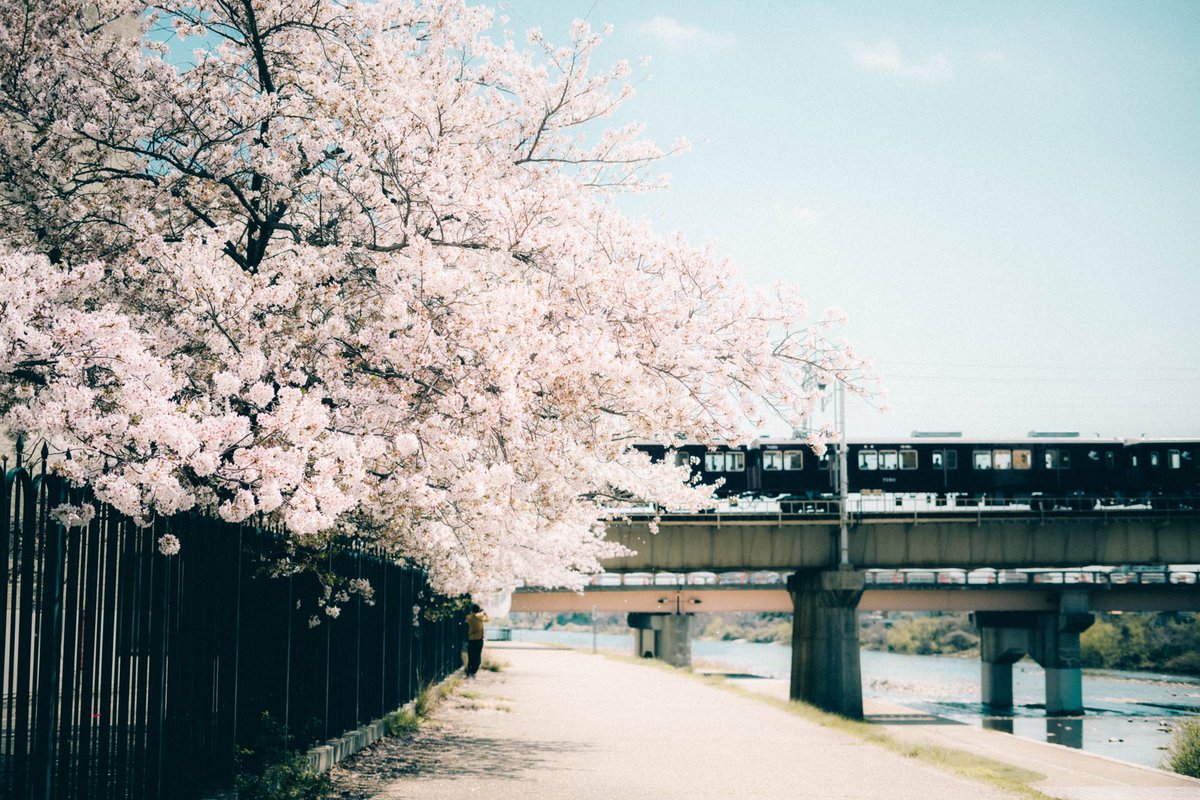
xmin=508 ymin=628 xmax=1200 ymax=771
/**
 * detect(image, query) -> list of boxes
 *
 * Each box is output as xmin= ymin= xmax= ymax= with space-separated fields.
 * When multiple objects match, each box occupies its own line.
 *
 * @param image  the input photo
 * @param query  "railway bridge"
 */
xmin=512 ymin=506 xmax=1200 ymax=720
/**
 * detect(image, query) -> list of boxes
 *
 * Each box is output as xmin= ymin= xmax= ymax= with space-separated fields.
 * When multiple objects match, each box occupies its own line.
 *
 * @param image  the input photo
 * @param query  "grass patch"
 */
xmin=480 ymin=657 xmax=507 ymax=672
xmin=383 ymin=708 xmax=420 ymax=737
xmin=409 ymin=673 xmax=464 ymax=724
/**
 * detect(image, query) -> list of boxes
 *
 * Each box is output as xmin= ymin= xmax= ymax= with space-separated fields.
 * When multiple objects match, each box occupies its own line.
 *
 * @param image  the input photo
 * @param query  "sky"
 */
xmin=497 ymin=0 xmax=1200 ymax=440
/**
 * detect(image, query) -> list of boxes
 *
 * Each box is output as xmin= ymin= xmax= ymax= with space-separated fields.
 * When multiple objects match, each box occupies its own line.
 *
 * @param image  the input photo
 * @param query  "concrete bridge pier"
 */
xmin=979 ymin=624 xmax=1029 ymax=709
xmin=627 ymin=612 xmax=692 ymax=667
xmin=974 ymin=591 xmax=1094 ymax=716
xmin=788 ymin=569 xmax=866 ymax=719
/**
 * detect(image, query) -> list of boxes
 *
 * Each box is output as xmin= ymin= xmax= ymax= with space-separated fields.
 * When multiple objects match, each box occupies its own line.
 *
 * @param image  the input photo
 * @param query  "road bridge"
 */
xmin=517 ymin=506 xmax=1200 ymax=720
xmin=512 ymin=569 xmax=1200 ymax=614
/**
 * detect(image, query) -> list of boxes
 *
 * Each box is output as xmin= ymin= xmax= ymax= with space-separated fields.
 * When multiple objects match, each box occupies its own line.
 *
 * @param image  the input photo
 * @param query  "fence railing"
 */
xmin=2 ymin=441 xmax=462 ymax=799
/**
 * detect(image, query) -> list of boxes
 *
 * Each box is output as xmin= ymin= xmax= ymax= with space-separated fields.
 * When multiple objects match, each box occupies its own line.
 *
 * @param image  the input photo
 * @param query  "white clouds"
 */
xmin=634 ymin=16 xmax=735 ymax=50
xmin=851 ymin=40 xmax=951 ymax=82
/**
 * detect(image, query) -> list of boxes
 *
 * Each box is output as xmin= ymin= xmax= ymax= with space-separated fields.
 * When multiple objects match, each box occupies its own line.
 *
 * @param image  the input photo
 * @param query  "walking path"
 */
xmin=329 ymin=643 xmax=1200 ymax=800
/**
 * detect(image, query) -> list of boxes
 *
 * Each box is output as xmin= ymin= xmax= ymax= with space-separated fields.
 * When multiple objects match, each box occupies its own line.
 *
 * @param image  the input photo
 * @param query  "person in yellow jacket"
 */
xmin=465 ymin=603 xmax=489 ymax=677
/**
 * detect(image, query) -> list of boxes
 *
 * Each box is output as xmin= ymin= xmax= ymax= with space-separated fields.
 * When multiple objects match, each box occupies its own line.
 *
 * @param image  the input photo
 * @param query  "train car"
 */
xmin=631 ymin=441 xmax=752 ymax=499
xmin=633 ymin=435 xmax=1199 ymax=511
xmin=1124 ymin=438 xmax=1200 ymax=507
xmin=753 ymin=438 xmax=835 ymax=509
xmin=848 ymin=436 xmax=1125 ymax=507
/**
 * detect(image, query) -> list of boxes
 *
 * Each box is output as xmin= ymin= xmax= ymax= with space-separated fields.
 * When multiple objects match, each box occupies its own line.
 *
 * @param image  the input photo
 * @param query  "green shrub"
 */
xmin=236 ymin=752 xmax=331 ymax=800
xmin=1165 ymin=719 xmax=1200 ymax=778
xmin=384 ymin=709 xmax=420 ymax=737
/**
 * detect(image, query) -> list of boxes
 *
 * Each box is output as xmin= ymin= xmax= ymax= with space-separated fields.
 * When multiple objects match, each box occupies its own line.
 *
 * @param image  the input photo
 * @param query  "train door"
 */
xmin=1043 ymin=447 xmax=1065 ymax=489
xmin=747 ymin=448 xmax=763 ymax=493
xmin=929 ymin=448 xmax=958 ymax=495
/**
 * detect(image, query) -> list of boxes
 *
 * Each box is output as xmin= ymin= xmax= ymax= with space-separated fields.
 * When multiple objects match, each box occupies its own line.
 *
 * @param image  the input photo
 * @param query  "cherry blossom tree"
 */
xmin=0 ymin=0 xmax=866 ymax=594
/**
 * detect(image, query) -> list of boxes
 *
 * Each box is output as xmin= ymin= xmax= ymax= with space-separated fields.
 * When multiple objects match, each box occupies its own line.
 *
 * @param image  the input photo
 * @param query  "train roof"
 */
xmin=756 ymin=436 xmax=1127 ymax=447
xmin=635 ymin=436 xmax=1200 ymax=449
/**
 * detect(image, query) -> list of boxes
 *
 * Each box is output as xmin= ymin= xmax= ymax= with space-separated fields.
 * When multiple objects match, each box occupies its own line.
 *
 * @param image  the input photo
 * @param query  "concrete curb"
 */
xmin=305 ymin=671 xmax=461 ymax=774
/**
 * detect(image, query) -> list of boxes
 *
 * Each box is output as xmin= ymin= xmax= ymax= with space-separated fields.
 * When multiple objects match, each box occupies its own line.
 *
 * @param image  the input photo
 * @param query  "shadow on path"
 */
xmin=330 ymin=712 xmax=589 ymax=798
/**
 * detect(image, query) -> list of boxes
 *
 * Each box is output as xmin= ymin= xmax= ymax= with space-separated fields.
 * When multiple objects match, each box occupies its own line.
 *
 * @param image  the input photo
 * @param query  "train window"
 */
xmin=1014 ymin=449 xmax=1031 ymax=470
xmin=763 ymin=451 xmax=783 ymax=471
xmin=705 ymin=452 xmax=723 ymax=472
xmin=993 ymin=450 xmax=1012 ymax=470
xmin=1105 ymin=451 xmax=1115 ymax=469
xmin=879 ymin=450 xmax=899 ymax=470
xmin=1150 ymin=451 xmax=1160 ymax=468
xmin=973 ymin=450 xmax=992 ymax=470
xmin=673 ymin=451 xmax=691 ymax=468
xmin=726 ymin=452 xmax=745 ymax=471
xmin=784 ymin=450 xmax=804 ymax=470
xmin=1169 ymin=450 xmax=1181 ymax=469
xmin=1131 ymin=454 xmax=1138 ymax=467
xmin=900 ymin=451 xmax=918 ymax=470
xmin=858 ymin=451 xmax=878 ymax=471
xmin=1044 ymin=449 xmax=1071 ymax=470
xmin=933 ymin=449 xmax=958 ymax=469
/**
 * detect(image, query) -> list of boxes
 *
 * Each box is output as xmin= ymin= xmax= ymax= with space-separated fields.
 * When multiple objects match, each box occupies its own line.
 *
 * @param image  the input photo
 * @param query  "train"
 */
xmin=633 ymin=435 xmax=1200 ymax=510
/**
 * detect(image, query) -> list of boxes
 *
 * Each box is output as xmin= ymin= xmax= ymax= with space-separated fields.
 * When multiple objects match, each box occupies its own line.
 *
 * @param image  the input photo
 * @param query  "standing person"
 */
xmin=465 ymin=603 xmax=489 ymax=677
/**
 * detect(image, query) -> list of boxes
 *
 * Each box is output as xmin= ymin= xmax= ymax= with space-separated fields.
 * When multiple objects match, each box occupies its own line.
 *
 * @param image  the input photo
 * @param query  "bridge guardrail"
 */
xmin=610 ymin=494 xmax=1200 ymax=525
xmin=555 ymin=568 xmax=1200 ymax=590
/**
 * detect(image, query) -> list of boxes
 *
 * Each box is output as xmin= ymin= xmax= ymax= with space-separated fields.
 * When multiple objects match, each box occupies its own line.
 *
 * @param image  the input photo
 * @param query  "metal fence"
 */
xmin=2 ymin=440 xmax=463 ymax=799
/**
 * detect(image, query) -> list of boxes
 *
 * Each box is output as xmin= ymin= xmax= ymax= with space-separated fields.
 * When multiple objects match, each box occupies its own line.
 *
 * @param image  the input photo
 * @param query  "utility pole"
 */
xmin=836 ymin=380 xmax=850 ymax=568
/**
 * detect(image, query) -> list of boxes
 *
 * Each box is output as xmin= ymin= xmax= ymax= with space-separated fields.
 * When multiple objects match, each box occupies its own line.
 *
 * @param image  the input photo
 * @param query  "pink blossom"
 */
xmin=0 ymin=0 xmax=868 ymax=596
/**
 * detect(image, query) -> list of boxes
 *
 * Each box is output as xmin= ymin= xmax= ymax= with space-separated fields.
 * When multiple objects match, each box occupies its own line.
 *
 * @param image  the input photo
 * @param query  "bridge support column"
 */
xmin=627 ymin=613 xmax=691 ymax=667
xmin=977 ymin=620 xmax=1030 ymax=710
xmin=787 ymin=569 xmax=865 ymax=719
xmin=1033 ymin=591 xmax=1094 ymax=716
xmin=973 ymin=591 xmax=1094 ymax=716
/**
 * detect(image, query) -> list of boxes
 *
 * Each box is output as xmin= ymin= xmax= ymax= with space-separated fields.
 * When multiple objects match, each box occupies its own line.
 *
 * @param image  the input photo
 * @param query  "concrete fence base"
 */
xmin=305 ymin=671 xmax=461 ymax=774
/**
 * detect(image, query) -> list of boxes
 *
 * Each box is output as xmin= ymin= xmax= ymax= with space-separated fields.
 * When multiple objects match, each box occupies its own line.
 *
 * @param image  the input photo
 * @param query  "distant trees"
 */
xmin=1081 ymin=613 xmax=1200 ymax=675
xmin=860 ymin=612 xmax=979 ymax=656
xmin=0 ymin=1 xmax=863 ymax=594
xmin=699 ymin=613 xmax=792 ymax=644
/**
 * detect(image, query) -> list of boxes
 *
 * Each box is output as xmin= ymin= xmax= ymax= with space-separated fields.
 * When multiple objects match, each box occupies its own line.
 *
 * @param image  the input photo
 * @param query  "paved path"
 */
xmin=331 ymin=642 xmax=1085 ymax=799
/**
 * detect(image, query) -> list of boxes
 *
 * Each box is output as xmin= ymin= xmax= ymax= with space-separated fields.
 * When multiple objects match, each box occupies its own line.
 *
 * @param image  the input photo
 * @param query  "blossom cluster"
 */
xmin=0 ymin=1 xmax=866 ymax=594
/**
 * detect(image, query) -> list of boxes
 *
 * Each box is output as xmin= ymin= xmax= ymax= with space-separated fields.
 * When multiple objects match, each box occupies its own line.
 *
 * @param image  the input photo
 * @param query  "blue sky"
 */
xmin=498 ymin=1 xmax=1200 ymax=439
